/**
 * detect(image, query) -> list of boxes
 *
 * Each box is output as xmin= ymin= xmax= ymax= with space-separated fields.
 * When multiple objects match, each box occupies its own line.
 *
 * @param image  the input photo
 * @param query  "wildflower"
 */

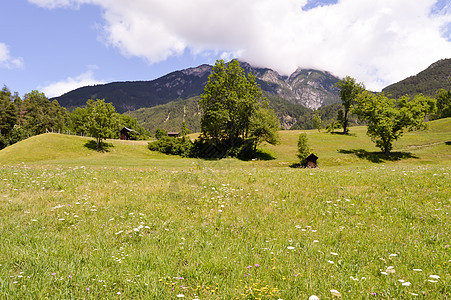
xmin=309 ymin=296 xmax=320 ymax=300
xmin=176 ymin=294 xmax=185 ymax=298
xmin=51 ymin=273 xmax=56 ymax=276
xmin=429 ymin=275 xmax=440 ymax=279
xmin=117 ymin=292 xmax=121 ymax=295
xmin=402 ymin=282 xmax=411 ymax=286
xmin=247 ymin=265 xmax=253 ymax=269
xmin=255 ymin=264 xmax=260 ymax=267
xmin=287 ymin=246 xmax=295 ymax=250
xmin=327 ymin=260 xmax=334 ymax=264
xmin=330 ymin=252 xmax=339 ymax=256
xmin=413 ymin=269 xmax=422 ymax=272
xmin=330 ymin=289 xmax=341 ymax=297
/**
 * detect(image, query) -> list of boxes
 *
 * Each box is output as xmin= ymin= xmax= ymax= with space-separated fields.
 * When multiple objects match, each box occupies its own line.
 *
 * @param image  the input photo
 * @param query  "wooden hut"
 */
xmin=306 ymin=153 xmax=318 ymax=168
xmin=120 ymin=127 xmax=134 ymax=140
xmin=167 ymin=132 xmax=180 ymax=138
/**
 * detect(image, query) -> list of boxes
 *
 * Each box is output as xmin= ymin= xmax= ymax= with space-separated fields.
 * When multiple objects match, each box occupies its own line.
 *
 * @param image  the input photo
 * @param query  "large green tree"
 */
xmin=335 ymin=76 xmax=365 ymax=134
xmin=353 ymin=91 xmax=436 ymax=154
xmin=85 ymin=99 xmax=120 ymax=149
xmin=199 ymin=59 xmax=263 ymax=148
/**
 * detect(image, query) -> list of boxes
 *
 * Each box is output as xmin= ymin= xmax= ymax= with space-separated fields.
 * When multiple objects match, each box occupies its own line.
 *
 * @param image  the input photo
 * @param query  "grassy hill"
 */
xmin=1 ymin=118 xmax=449 ymax=167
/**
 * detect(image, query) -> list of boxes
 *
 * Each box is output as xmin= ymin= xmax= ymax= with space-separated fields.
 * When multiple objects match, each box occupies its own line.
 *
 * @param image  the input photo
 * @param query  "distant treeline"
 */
xmin=0 ymin=86 xmax=150 ymax=150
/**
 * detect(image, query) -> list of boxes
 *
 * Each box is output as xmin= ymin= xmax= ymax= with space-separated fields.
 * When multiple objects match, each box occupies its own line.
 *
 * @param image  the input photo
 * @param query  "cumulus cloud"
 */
xmin=0 ymin=43 xmax=24 ymax=70
xmin=40 ymin=70 xmax=105 ymax=98
xmin=30 ymin=0 xmax=451 ymax=91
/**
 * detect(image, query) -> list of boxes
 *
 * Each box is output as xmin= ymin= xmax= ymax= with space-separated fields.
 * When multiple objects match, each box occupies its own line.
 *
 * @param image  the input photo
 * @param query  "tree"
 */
xmin=248 ymin=107 xmax=280 ymax=156
xmin=155 ymin=128 xmax=168 ymax=140
xmin=85 ymin=99 xmax=119 ymax=150
xmin=69 ymin=107 xmax=89 ymax=135
xmin=297 ymin=133 xmax=311 ymax=165
xmin=335 ymin=76 xmax=365 ymax=134
xmin=0 ymin=86 xmax=18 ymax=137
xmin=199 ymin=59 xmax=263 ymax=148
xmin=21 ymin=90 xmax=67 ymax=135
xmin=180 ymin=121 xmax=191 ymax=137
xmin=312 ymin=111 xmax=322 ymax=132
xmin=434 ymin=88 xmax=451 ymax=119
xmin=353 ymin=91 xmax=436 ymax=155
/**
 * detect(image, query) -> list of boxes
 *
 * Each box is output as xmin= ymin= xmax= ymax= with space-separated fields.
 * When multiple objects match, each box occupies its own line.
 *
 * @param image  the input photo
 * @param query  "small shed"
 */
xmin=167 ymin=131 xmax=180 ymax=138
xmin=120 ymin=127 xmax=135 ymax=140
xmin=306 ymin=153 xmax=318 ymax=168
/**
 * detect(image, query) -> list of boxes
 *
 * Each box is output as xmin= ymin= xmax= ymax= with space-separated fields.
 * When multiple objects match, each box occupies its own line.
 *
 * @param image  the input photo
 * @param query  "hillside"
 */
xmin=382 ymin=58 xmax=451 ymax=98
xmin=52 ymin=61 xmax=341 ymax=113
xmin=1 ymin=118 xmax=449 ymax=167
xmin=126 ymin=93 xmax=315 ymax=133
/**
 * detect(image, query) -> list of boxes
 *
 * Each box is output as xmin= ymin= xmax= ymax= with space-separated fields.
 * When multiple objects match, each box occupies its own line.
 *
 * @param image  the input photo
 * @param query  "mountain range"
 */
xmin=53 ymin=61 xmax=341 ymax=113
xmin=53 ymin=58 xmax=451 ymax=133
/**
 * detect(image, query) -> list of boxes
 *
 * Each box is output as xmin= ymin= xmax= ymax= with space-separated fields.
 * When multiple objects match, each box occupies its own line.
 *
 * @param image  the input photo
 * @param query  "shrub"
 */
xmin=297 ymin=133 xmax=311 ymax=166
xmin=148 ymin=137 xmax=193 ymax=157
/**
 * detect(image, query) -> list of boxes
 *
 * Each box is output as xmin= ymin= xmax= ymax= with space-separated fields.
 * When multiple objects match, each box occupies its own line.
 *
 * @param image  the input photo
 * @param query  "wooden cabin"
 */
xmin=306 ymin=153 xmax=318 ymax=168
xmin=120 ymin=127 xmax=134 ymax=140
xmin=167 ymin=132 xmax=180 ymax=138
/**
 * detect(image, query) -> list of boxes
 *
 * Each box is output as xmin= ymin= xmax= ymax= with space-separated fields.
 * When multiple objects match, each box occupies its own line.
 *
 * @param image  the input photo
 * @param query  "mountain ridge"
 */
xmin=382 ymin=58 xmax=451 ymax=98
xmin=52 ymin=61 xmax=341 ymax=113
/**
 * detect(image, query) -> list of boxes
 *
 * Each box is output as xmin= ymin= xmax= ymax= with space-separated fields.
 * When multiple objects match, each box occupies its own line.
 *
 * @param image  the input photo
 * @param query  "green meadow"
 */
xmin=0 ymin=119 xmax=450 ymax=299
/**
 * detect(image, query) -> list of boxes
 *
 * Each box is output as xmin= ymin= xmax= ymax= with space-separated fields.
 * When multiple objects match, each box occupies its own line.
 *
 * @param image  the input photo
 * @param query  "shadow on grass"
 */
xmin=338 ymin=149 xmax=418 ymax=163
xmin=329 ymin=132 xmax=357 ymax=137
xmin=446 ymin=141 xmax=451 ymax=145
xmin=238 ymin=149 xmax=276 ymax=161
xmin=84 ymin=140 xmax=113 ymax=152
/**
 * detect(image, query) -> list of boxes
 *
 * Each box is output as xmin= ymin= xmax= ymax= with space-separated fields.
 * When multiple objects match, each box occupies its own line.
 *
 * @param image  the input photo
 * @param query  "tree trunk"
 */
xmin=343 ymin=109 xmax=348 ymax=134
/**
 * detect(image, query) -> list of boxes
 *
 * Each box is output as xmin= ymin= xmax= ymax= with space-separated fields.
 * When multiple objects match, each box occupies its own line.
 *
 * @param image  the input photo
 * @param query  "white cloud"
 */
xmin=40 ymin=70 xmax=105 ymax=98
xmin=0 ymin=43 xmax=24 ymax=70
xmin=31 ymin=0 xmax=451 ymax=91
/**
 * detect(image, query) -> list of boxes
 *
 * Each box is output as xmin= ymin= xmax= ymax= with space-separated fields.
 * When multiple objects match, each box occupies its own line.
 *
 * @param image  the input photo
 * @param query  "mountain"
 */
xmin=53 ymin=61 xmax=341 ymax=113
xmin=382 ymin=58 xmax=451 ymax=98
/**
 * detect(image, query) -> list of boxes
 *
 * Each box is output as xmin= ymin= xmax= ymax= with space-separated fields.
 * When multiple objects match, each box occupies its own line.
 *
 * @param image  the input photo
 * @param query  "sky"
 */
xmin=1 ymin=0 xmax=450 ymax=98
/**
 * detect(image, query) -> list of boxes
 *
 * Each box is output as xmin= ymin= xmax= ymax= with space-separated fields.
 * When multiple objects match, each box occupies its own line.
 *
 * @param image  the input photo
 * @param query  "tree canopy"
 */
xmin=84 ymin=99 xmax=120 ymax=150
xmin=353 ymin=92 xmax=436 ymax=154
xmin=199 ymin=59 xmax=264 ymax=148
xmin=335 ymin=76 xmax=365 ymax=134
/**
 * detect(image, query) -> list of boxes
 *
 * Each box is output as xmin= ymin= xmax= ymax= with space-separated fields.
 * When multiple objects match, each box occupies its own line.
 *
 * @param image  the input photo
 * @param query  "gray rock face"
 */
xmin=238 ymin=62 xmax=340 ymax=110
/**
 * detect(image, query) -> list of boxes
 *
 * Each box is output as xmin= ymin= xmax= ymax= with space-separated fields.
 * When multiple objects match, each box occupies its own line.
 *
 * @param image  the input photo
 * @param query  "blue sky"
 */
xmin=1 ymin=0 xmax=450 ymax=98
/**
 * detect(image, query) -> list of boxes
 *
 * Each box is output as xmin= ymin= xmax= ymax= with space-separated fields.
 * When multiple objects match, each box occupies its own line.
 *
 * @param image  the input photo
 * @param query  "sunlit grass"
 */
xmin=0 ymin=118 xmax=449 ymax=298
xmin=0 ymin=164 xmax=449 ymax=298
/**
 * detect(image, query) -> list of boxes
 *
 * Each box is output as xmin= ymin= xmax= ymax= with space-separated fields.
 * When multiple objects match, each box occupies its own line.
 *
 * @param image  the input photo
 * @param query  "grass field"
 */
xmin=0 ymin=119 xmax=450 ymax=299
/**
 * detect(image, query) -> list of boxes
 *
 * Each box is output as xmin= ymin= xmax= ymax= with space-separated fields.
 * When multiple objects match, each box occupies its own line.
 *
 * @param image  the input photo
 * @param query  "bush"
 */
xmin=148 ymin=137 xmax=193 ymax=157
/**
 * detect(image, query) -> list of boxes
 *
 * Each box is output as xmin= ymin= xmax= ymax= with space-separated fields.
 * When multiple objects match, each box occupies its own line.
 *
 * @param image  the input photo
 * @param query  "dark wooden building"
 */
xmin=120 ymin=127 xmax=134 ymax=140
xmin=167 ymin=132 xmax=180 ymax=138
xmin=306 ymin=153 xmax=318 ymax=168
